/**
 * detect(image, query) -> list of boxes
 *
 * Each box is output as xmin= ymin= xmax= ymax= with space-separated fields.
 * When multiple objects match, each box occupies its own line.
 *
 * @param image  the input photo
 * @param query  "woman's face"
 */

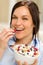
xmin=11 ymin=6 xmax=34 ymax=39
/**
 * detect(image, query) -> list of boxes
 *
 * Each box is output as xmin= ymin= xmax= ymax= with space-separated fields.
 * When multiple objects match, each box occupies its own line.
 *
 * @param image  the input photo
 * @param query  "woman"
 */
xmin=0 ymin=0 xmax=43 ymax=65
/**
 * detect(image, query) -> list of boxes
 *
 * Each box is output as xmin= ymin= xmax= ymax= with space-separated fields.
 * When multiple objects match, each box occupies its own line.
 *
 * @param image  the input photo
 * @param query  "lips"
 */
xmin=16 ymin=29 xmax=23 ymax=31
xmin=16 ymin=27 xmax=24 ymax=30
xmin=14 ymin=29 xmax=16 ymax=32
xmin=15 ymin=28 xmax=24 ymax=33
xmin=14 ymin=29 xmax=23 ymax=33
xmin=16 ymin=29 xmax=23 ymax=32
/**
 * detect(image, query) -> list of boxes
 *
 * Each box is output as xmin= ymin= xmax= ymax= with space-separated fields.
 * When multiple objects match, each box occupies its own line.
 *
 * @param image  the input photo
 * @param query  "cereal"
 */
xmin=14 ymin=44 xmax=39 ymax=57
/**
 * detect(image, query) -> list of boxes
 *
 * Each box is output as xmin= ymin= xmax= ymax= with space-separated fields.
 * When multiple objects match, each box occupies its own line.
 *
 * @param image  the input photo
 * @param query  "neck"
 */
xmin=16 ymin=34 xmax=33 ymax=45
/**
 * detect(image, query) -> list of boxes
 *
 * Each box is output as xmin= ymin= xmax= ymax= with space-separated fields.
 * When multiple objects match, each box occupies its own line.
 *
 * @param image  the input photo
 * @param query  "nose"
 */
xmin=16 ymin=18 xmax=22 ymax=26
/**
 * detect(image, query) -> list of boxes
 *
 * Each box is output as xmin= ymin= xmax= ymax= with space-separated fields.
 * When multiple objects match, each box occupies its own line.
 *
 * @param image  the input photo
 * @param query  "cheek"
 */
xmin=25 ymin=22 xmax=33 ymax=29
xmin=11 ymin=20 xmax=16 ymax=26
xmin=25 ymin=22 xmax=34 ymax=33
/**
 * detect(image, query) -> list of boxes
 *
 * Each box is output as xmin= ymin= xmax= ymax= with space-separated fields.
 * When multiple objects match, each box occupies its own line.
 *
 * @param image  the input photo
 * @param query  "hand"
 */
xmin=0 ymin=28 xmax=15 ymax=58
xmin=32 ymin=59 xmax=38 ymax=65
xmin=16 ymin=61 xmax=28 ymax=65
xmin=16 ymin=59 xmax=38 ymax=65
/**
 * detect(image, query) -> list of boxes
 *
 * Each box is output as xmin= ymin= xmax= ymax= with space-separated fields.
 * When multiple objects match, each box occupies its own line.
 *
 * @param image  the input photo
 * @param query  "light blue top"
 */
xmin=0 ymin=37 xmax=43 ymax=65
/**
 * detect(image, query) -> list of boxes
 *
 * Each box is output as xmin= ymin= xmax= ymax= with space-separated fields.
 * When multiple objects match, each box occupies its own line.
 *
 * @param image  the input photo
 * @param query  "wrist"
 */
xmin=0 ymin=48 xmax=5 ymax=59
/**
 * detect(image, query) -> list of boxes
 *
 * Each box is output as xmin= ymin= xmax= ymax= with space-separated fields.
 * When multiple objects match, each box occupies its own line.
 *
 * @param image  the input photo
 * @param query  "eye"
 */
xmin=22 ymin=18 xmax=28 ymax=20
xmin=12 ymin=16 xmax=17 ymax=19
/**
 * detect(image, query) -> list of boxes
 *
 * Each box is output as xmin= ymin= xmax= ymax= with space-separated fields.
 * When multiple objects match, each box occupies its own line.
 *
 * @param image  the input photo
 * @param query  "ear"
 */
xmin=33 ymin=24 xmax=35 ymax=28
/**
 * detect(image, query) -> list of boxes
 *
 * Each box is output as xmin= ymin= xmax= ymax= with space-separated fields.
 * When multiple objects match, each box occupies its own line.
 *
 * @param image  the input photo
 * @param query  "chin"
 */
xmin=16 ymin=35 xmax=23 ymax=40
xmin=16 ymin=37 xmax=22 ymax=39
xmin=15 ymin=33 xmax=26 ymax=40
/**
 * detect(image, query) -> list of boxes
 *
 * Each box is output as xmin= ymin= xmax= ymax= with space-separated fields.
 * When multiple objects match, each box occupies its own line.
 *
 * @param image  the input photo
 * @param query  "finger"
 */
xmin=23 ymin=61 xmax=28 ymax=65
xmin=0 ymin=29 xmax=6 ymax=37
xmin=3 ymin=31 xmax=14 ymax=39
xmin=0 ymin=28 xmax=14 ymax=38
xmin=16 ymin=61 xmax=22 ymax=65
xmin=6 ymin=28 xmax=16 ymax=33
xmin=5 ymin=28 xmax=15 ymax=32
xmin=32 ymin=59 xmax=38 ymax=65
xmin=0 ymin=28 xmax=15 ymax=38
xmin=5 ymin=35 xmax=15 ymax=42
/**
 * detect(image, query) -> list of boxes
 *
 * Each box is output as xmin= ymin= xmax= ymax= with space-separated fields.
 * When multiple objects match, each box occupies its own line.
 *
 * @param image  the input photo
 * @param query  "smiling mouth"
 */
xmin=15 ymin=28 xmax=24 ymax=32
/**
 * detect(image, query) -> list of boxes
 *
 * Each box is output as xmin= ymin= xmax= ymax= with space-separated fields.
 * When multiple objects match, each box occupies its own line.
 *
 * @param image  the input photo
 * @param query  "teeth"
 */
xmin=16 ymin=28 xmax=23 ymax=31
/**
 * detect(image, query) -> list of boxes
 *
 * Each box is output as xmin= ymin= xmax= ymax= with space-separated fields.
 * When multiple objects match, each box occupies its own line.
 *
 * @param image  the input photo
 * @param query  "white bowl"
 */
xmin=14 ymin=44 xmax=39 ymax=64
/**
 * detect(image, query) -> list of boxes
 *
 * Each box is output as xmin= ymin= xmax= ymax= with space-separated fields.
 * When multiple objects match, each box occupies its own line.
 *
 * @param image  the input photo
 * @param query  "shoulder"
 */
xmin=39 ymin=40 xmax=43 ymax=54
xmin=36 ymin=38 xmax=43 ymax=54
xmin=38 ymin=41 xmax=43 ymax=65
xmin=40 ymin=41 xmax=43 ymax=49
xmin=36 ymin=37 xmax=43 ymax=49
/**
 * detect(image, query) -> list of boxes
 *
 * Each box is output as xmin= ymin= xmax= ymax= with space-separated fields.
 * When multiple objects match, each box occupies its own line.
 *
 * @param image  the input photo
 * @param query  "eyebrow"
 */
xmin=12 ymin=15 xmax=17 ymax=17
xmin=12 ymin=14 xmax=29 ymax=17
xmin=22 ymin=15 xmax=29 ymax=17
